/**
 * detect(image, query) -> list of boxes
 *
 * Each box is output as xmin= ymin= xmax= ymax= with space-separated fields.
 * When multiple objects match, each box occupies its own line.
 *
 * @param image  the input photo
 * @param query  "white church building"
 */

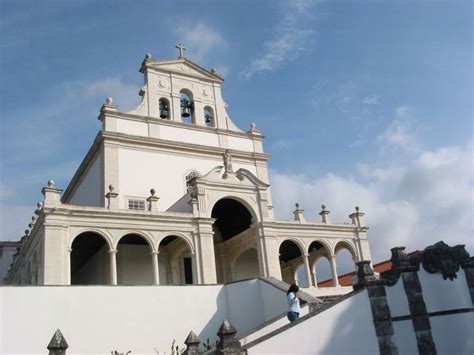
xmin=3 ymin=47 xmax=372 ymax=290
xmin=1 ymin=48 xmax=472 ymax=355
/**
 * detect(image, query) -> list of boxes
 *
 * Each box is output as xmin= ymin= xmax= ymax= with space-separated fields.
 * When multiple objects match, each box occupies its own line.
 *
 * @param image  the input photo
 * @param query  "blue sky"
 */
xmin=0 ymin=0 xmax=472 ymax=267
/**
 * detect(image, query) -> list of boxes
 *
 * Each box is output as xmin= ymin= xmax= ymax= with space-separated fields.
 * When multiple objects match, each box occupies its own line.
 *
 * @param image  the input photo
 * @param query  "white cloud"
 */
xmin=377 ymin=105 xmax=420 ymax=153
xmin=174 ymin=23 xmax=227 ymax=63
xmin=363 ymin=95 xmax=380 ymax=105
xmin=242 ymin=0 xmax=324 ymax=78
xmin=270 ymin=140 xmax=474 ymax=263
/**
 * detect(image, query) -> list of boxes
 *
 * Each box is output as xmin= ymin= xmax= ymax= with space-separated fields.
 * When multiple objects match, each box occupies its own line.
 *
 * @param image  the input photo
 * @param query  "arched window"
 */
xmin=180 ymin=89 xmax=194 ymax=124
xmin=159 ymin=98 xmax=170 ymax=119
xmin=185 ymin=170 xmax=200 ymax=192
xmin=204 ymin=106 xmax=214 ymax=127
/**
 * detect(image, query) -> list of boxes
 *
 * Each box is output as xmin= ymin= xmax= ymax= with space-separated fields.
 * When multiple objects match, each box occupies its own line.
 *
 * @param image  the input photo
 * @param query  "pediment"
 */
xmin=145 ymin=58 xmax=223 ymax=82
xmin=196 ymin=166 xmax=269 ymax=189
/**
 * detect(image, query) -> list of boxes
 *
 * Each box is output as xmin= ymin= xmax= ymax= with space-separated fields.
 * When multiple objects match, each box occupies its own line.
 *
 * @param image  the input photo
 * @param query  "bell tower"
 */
xmin=63 ymin=47 xmax=273 ymax=215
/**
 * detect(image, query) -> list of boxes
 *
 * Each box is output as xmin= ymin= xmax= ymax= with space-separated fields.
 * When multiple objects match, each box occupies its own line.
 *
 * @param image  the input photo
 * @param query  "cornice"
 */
xmin=101 ymin=110 xmax=265 ymax=141
xmin=261 ymin=220 xmax=361 ymax=234
xmin=101 ymin=131 xmax=270 ymax=161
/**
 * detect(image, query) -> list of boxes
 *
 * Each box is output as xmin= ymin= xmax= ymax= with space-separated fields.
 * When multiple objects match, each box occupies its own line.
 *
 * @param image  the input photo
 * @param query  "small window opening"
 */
xmin=204 ymin=107 xmax=214 ymax=127
xmin=159 ymin=98 xmax=170 ymax=119
xmin=180 ymin=90 xmax=194 ymax=124
xmin=128 ymin=199 xmax=145 ymax=210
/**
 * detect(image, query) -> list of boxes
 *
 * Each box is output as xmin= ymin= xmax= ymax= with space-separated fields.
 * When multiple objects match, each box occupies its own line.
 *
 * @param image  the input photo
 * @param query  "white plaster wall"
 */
xmin=0 ymin=280 xmax=300 ymax=355
xmin=385 ymin=278 xmax=411 ymax=317
xmin=248 ymin=290 xmax=379 ymax=355
xmin=118 ymin=148 xmax=258 ymax=210
xmin=227 ymin=135 xmax=254 ymax=152
xmin=159 ymin=125 xmax=220 ymax=147
xmin=69 ymin=152 xmax=103 ymax=207
xmin=430 ymin=313 xmax=474 ymax=354
xmin=234 ymin=249 xmax=259 ymax=281
xmin=117 ymin=245 xmax=154 ymax=285
xmin=225 ymin=280 xmax=265 ymax=336
xmin=392 ymin=320 xmax=418 ymax=355
xmin=116 ymin=119 xmax=149 ymax=137
xmin=0 ymin=285 xmax=227 ymax=355
xmin=418 ymin=267 xmax=472 ymax=313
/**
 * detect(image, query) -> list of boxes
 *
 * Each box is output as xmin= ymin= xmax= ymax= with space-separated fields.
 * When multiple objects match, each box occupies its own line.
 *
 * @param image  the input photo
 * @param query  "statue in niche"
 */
xmin=223 ymin=150 xmax=233 ymax=174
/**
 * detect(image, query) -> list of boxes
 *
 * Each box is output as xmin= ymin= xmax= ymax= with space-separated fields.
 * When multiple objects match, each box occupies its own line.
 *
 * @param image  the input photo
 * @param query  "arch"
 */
xmin=69 ymin=228 xmax=113 ymax=251
xmin=155 ymin=232 xmax=195 ymax=255
xmin=211 ymin=198 xmax=254 ymax=241
xmin=334 ymin=241 xmax=358 ymax=282
xmin=209 ymin=195 xmax=259 ymax=224
xmin=180 ymin=89 xmax=195 ymax=124
xmin=307 ymin=239 xmax=332 ymax=255
xmin=279 ymin=239 xmax=304 ymax=285
xmin=232 ymin=248 xmax=259 ymax=281
xmin=158 ymin=234 xmax=194 ymax=285
xmin=70 ymin=231 xmax=110 ymax=285
xmin=159 ymin=97 xmax=170 ymax=119
xmin=115 ymin=230 xmax=154 ymax=251
xmin=116 ymin=233 xmax=154 ymax=285
xmin=204 ymin=106 xmax=215 ymax=127
xmin=313 ymin=255 xmax=332 ymax=287
xmin=333 ymin=240 xmax=358 ymax=260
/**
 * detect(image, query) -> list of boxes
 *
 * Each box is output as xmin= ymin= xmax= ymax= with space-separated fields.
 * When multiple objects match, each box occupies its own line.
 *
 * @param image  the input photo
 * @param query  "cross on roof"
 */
xmin=175 ymin=43 xmax=186 ymax=58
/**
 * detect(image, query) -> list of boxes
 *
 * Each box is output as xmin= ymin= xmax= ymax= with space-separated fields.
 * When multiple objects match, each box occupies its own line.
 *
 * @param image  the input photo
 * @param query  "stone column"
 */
xmin=312 ymin=267 xmax=318 ymax=288
xmin=330 ymin=254 xmax=340 ymax=287
xmin=191 ymin=253 xmax=199 ymax=285
xmin=303 ymin=254 xmax=312 ymax=288
xmin=197 ymin=221 xmax=217 ymax=284
xmin=109 ymin=249 xmax=118 ymax=285
xmin=66 ymin=248 xmax=72 ymax=285
xmin=151 ymin=251 xmax=160 ymax=285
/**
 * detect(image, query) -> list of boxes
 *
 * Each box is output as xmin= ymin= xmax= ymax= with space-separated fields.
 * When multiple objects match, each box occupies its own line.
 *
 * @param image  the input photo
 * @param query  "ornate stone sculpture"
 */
xmin=223 ymin=150 xmax=233 ymax=174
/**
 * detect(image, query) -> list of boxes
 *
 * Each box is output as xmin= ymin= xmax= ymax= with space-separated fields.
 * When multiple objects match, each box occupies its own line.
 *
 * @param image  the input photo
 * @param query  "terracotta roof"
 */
xmin=317 ymin=250 xmax=420 ymax=287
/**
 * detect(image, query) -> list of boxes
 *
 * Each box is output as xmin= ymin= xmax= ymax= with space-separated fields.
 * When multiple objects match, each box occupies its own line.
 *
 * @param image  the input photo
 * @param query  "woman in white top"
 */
xmin=287 ymin=283 xmax=301 ymax=322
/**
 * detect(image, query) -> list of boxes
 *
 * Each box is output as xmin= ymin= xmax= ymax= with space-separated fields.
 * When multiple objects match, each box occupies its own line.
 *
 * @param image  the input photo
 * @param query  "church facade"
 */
xmin=3 ymin=49 xmax=372 ymax=288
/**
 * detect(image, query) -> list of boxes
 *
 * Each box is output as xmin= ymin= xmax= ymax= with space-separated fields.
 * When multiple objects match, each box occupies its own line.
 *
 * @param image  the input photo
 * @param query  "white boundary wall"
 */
xmin=0 ymin=280 xmax=291 ymax=355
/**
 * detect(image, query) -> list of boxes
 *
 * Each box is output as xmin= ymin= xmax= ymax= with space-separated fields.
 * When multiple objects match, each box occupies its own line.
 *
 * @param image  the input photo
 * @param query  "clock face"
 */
xmin=159 ymin=79 xmax=168 ymax=88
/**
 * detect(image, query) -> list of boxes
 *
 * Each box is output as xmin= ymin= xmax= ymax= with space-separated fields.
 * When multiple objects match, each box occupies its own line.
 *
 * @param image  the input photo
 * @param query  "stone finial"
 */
xmin=47 ymin=329 xmax=69 ymax=355
xmin=105 ymin=97 xmax=113 ymax=105
xmin=319 ymin=204 xmax=331 ymax=223
xmin=250 ymin=122 xmax=256 ymax=131
xmin=183 ymin=331 xmax=201 ymax=355
xmin=349 ymin=206 xmax=365 ymax=227
xmin=42 ymin=180 xmax=63 ymax=208
xmin=147 ymin=188 xmax=160 ymax=213
xmin=37 ymin=202 xmax=43 ymax=209
xmin=216 ymin=319 xmax=243 ymax=355
xmin=293 ymin=203 xmax=305 ymax=223
xmin=145 ymin=52 xmax=152 ymax=60
xmin=353 ymin=260 xmax=377 ymax=289
xmin=29 ymin=216 xmax=36 ymax=228
xmin=24 ymin=229 xmax=29 ymax=236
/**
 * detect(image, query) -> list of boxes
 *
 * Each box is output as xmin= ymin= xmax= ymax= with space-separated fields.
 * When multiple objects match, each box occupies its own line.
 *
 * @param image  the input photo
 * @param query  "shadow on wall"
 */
xmin=198 ymin=287 xmax=227 ymax=346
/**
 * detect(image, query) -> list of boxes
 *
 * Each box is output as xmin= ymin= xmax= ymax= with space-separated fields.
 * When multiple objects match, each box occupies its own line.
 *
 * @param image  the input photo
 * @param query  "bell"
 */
xmin=181 ymin=107 xmax=191 ymax=117
xmin=205 ymin=114 xmax=212 ymax=125
xmin=160 ymin=109 xmax=169 ymax=119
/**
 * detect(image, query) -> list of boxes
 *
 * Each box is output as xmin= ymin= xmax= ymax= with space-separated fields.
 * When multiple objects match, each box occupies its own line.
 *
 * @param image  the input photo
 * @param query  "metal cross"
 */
xmin=175 ymin=43 xmax=186 ymax=58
